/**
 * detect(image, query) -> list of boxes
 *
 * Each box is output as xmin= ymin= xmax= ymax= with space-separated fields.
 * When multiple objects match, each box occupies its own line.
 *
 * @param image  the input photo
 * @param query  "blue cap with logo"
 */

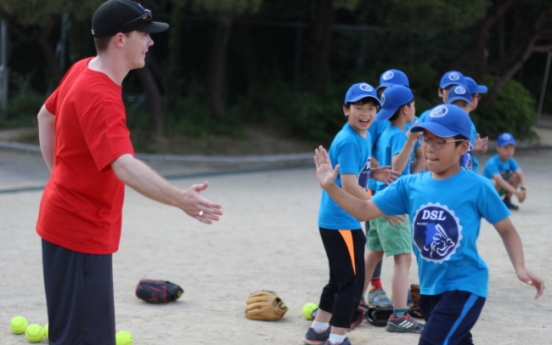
xmin=376 ymin=69 xmax=410 ymax=92
xmin=440 ymin=70 xmax=466 ymax=89
xmin=375 ymin=85 xmax=414 ymax=121
xmin=447 ymin=85 xmax=472 ymax=104
xmin=497 ymin=132 xmax=517 ymax=147
xmin=344 ymin=82 xmax=381 ymax=106
xmin=410 ymin=104 xmax=471 ymax=139
xmin=464 ymin=77 xmax=488 ymax=94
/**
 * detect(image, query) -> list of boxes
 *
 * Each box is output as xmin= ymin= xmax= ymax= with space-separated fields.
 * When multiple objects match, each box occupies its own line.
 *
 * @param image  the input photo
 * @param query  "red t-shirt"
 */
xmin=36 ymin=57 xmax=135 ymax=254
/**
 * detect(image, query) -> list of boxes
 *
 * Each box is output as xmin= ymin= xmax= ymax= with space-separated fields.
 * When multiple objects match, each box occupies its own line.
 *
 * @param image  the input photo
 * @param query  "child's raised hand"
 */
xmin=373 ymin=165 xmax=400 ymax=185
xmin=314 ymin=146 xmax=339 ymax=189
xmin=516 ymin=268 xmax=545 ymax=300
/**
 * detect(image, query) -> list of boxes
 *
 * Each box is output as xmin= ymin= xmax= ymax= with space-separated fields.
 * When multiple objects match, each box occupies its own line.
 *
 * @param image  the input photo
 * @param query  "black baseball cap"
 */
xmin=92 ymin=0 xmax=169 ymax=38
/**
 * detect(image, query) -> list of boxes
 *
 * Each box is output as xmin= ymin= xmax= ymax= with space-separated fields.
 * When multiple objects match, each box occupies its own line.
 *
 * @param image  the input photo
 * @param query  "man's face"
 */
xmin=123 ymin=31 xmax=154 ymax=69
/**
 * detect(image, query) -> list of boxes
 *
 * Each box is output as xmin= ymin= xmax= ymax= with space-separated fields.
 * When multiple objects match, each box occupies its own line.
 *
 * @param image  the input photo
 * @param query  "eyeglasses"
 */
xmin=121 ymin=9 xmax=152 ymax=32
xmin=417 ymin=136 xmax=464 ymax=150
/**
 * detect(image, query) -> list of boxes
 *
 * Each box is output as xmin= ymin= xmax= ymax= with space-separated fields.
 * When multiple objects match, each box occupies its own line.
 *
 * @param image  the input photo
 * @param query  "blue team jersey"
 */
xmin=372 ymin=169 xmax=510 ymax=298
xmin=318 ymin=123 xmax=371 ymax=230
xmin=375 ymin=125 xmax=411 ymax=192
xmin=482 ymin=154 xmax=520 ymax=179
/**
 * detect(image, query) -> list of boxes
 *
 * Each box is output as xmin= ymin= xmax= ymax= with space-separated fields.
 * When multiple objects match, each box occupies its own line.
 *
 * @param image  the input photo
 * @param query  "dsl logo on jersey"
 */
xmin=413 ymin=203 xmax=462 ymax=263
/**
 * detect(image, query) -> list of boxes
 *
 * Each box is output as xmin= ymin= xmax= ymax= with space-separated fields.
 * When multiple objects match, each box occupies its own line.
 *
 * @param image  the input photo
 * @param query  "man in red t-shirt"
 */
xmin=36 ymin=1 xmax=223 ymax=343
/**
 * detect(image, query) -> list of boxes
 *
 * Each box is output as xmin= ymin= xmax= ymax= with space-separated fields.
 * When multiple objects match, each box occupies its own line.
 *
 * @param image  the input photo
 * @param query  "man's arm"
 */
xmin=493 ymin=218 xmax=544 ymax=299
xmin=111 ymin=154 xmax=222 ymax=224
xmin=314 ymin=147 xmax=384 ymax=221
xmin=37 ymin=105 xmax=56 ymax=171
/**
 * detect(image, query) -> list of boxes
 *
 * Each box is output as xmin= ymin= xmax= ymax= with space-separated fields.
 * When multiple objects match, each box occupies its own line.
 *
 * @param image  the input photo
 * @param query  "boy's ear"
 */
xmin=459 ymin=139 xmax=470 ymax=154
xmin=343 ymin=105 xmax=349 ymax=116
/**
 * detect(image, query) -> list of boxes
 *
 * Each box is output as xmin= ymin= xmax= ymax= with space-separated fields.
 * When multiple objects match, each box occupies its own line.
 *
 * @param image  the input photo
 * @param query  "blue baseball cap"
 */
xmin=464 ymin=77 xmax=488 ymax=94
xmin=440 ymin=71 xmax=466 ymax=89
xmin=497 ymin=132 xmax=517 ymax=147
xmin=446 ymin=85 xmax=472 ymax=104
xmin=344 ymin=82 xmax=381 ymax=106
xmin=376 ymin=69 xmax=410 ymax=92
xmin=410 ymin=104 xmax=471 ymax=139
xmin=375 ymin=85 xmax=414 ymax=121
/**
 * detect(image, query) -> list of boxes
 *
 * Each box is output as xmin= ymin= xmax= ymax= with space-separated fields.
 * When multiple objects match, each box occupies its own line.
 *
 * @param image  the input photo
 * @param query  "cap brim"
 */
xmin=499 ymin=139 xmax=516 ymax=147
xmin=410 ymin=122 xmax=458 ymax=138
xmin=447 ymin=96 xmax=472 ymax=104
xmin=375 ymin=108 xmax=394 ymax=121
xmin=138 ymin=21 xmax=169 ymax=34
xmin=475 ymin=85 xmax=488 ymax=93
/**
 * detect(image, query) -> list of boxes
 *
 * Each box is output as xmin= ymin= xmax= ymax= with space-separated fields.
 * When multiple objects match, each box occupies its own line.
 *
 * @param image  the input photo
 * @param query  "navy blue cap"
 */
xmin=410 ymin=104 xmax=471 ymax=139
xmin=446 ymin=85 xmax=472 ymax=104
xmin=497 ymin=132 xmax=517 ymax=147
xmin=464 ymin=77 xmax=488 ymax=94
xmin=344 ymin=82 xmax=381 ymax=106
xmin=376 ymin=69 xmax=410 ymax=92
xmin=92 ymin=0 xmax=169 ymax=38
xmin=440 ymin=71 xmax=466 ymax=89
xmin=375 ymin=85 xmax=414 ymax=121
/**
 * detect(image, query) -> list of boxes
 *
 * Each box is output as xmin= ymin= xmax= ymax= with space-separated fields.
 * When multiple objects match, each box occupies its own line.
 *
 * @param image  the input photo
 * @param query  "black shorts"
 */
xmin=42 ymin=239 xmax=116 ymax=345
xmin=418 ymin=290 xmax=486 ymax=345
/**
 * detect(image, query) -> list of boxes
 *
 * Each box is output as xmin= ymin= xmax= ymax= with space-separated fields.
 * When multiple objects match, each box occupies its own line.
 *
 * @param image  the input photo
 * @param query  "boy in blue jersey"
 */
xmin=446 ymin=85 xmax=475 ymax=171
xmin=464 ymin=76 xmax=489 ymax=173
xmin=313 ymin=104 xmax=544 ymax=345
xmin=418 ymin=71 xmax=466 ymax=123
xmin=483 ymin=132 xmax=527 ymax=210
xmin=366 ymin=84 xmax=422 ymax=333
xmin=362 ymin=69 xmax=410 ymax=310
xmin=304 ymin=83 xmax=399 ymax=345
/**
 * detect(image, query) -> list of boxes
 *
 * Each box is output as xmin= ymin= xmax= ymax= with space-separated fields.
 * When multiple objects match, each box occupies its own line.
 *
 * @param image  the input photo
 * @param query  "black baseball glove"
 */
xmin=135 ymin=279 xmax=184 ymax=304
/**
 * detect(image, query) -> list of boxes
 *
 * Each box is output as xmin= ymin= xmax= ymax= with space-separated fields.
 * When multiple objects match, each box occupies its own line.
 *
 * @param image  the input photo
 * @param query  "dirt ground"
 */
xmin=0 ymin=146 xmax=550 ymax=344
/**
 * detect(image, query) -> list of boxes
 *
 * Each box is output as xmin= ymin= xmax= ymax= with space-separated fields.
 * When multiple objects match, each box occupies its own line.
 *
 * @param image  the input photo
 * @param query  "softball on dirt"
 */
xmin=25 ymin=324 xmax=44 ymax=343
xmin=116 ymin=330 xmax=134 ymax=345
xmin=302 ymin=302 xmax=318 ymax=320
xmin=10 ymin=315 xmax=28 ymax=334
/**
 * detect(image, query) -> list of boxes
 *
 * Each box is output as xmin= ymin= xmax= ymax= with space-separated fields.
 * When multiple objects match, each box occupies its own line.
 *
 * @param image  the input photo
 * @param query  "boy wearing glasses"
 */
xmin=35 ymin=1 xmax=223 ymax=343
xmin=364 ymin=84 xmax=423 ymax=333
xmin=313 ymin=104 xmax=544 ymax=345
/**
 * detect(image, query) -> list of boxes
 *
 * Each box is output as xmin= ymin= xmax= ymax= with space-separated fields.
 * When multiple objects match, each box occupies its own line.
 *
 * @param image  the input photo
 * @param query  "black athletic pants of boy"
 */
xmin=318 ymin=227 xmax=365 ymax=329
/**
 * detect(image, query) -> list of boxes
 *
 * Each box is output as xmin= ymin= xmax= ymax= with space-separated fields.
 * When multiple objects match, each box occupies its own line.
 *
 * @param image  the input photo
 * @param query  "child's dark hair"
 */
xmin=345 ymin=97 xmax=380 ymax=110
xmin=388 ymin=100 xmax=414 ymax=122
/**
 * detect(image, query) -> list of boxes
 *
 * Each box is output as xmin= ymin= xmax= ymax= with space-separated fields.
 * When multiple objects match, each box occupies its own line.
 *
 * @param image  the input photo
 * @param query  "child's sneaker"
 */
xmin=386 ymin=313 xmax=424 ymax=334
xmin=324 ymin=337 xmax=351 ymax=345
xmin=503 ymin=198 xmax=519 ymax=210
xmin=304 ymin=327 xmax=331 ymax=345
xmin=367 ymin=289 xmax=392 ymax=307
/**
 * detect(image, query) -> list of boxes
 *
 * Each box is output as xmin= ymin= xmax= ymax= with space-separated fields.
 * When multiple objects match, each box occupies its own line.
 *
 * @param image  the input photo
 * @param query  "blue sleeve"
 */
xmin=372 ymin=178 xmax=409 ymax=216
xmin=477 ymin=178 xmax=510 ymax=224
xmin=336 ymin=141 xmax=361 ymax=175
xmin=510 ymin=158 xmax=520 ymax=171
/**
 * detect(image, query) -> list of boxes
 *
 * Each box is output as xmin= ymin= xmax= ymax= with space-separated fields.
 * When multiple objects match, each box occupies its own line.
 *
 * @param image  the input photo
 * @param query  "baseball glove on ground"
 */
xmin=364 ymin=306 xmax=393 ymax=327
xmin=245 ymin=290 xmax=288 ymax=321
xmin=407 ymin=283 xmax=424 ymax=319
xmin=135 ymin=279 xmax=184 ymax=304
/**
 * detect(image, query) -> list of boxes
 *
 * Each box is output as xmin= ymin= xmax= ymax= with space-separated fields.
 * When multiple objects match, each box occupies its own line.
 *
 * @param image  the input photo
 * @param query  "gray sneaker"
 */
xmin=304 ymin=327 xmax=330 ymax=345
xmin=386 ymin=313 xmax=424 ymax=334
xmin=367 ymin=289 xmax=392 ymax=308
xmin=324 ymin=337 xmax=351 ymax=345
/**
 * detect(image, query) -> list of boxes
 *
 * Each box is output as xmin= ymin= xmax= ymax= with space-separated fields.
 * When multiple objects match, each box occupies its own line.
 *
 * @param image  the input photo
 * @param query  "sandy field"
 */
xmin=0 ymin=148 xmax=550 ymax=345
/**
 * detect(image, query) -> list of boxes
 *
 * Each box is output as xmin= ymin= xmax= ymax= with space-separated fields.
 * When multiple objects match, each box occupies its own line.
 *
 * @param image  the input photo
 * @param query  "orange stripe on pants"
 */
xmin=338 ymin=230 xmax=356 ymax=275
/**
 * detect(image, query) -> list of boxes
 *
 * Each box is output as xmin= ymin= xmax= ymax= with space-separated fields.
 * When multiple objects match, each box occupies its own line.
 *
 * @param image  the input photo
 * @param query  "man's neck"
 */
xmin=87 ymin=55 xmax=129 ymax=85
